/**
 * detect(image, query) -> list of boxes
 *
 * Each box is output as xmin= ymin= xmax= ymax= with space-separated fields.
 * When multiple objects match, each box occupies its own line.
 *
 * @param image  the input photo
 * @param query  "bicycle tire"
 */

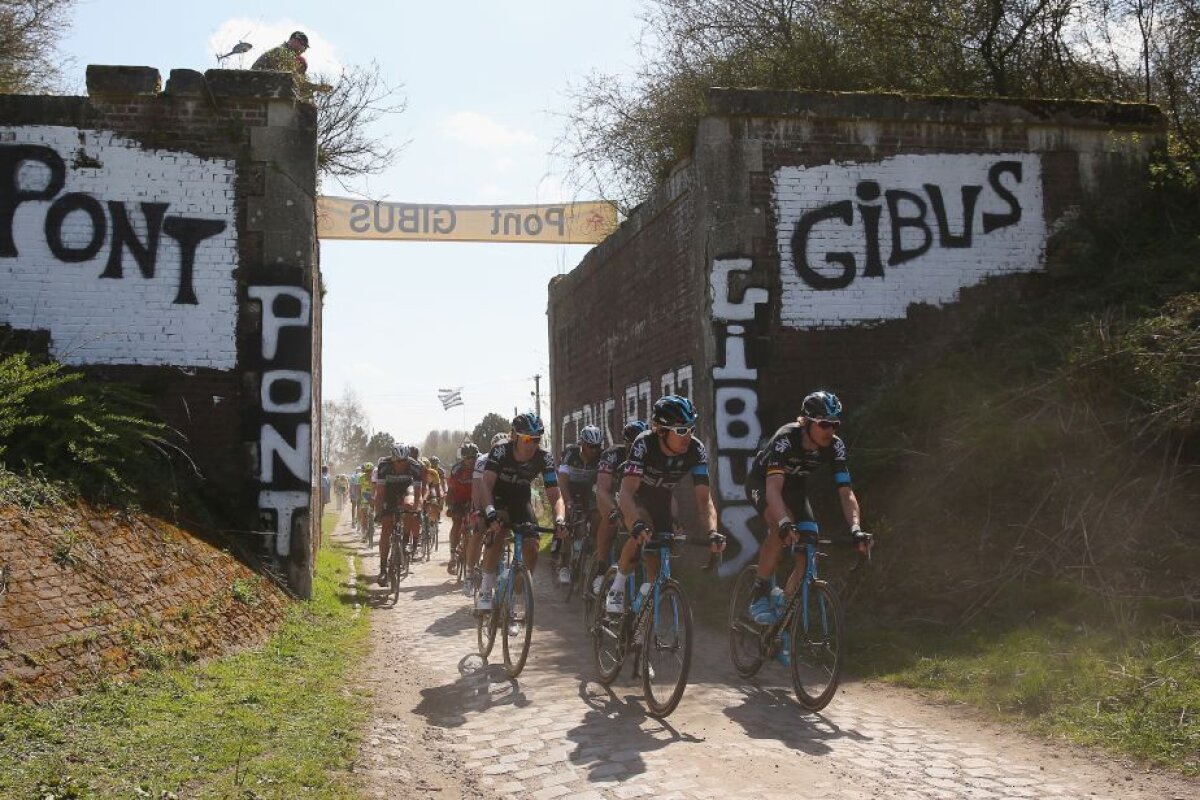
xmin=502 ymin=565 xmax=535 ymax=678
xmin=641 ymin=581 xmax=693 ymax=718
xmin=728 ymin=565 xmax=766 ymax=678
xmin=388 ymin=534 xmax=402 ymax=603
xmin=593 ymin=568 xmax=628 ymax=686
xmin=476 ymin=587 xmax=498 ymax=658
xmin=790 ymin=579 xmax=845 ymax=712
xmin=567 ymin=536 xmax=592 ymax=605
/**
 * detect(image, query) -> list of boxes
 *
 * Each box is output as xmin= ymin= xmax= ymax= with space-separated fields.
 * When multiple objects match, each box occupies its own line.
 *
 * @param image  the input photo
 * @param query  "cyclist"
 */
xmin=608 ymin=395 xmax=721 ymax=614
xmin=431 ymin=455 xmax=448 ymax=490
xmin=355 ymin=462 xmax=374 ymax=537
xmin=743 ymin=390 xmax=869 ymax=624
xmin=373 ymin=444 xmax=425 ymax=584
xmin=554 ymin=424 xmax=604 ymax=584
xmin=462 ymin=432 xmax=511 ymax=596
xmin=422 ymin=455 xmax=444 ymax=532
xmin=476 ymin=413 xmax=566 ymax=613
xmin=445 ymin=443 xmax=478 ymax=575
xmin=349 ymin=465 xmax=364 ymax=530
xmin=591 ymin=419 xmax=648 ymax=594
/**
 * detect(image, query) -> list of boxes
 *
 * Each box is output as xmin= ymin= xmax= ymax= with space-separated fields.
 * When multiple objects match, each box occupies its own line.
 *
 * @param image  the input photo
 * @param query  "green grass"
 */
xmin=850 ymin=613 xmax=1200 ymax=775
xmin=0 ymin=508 xmax=370 ymax=798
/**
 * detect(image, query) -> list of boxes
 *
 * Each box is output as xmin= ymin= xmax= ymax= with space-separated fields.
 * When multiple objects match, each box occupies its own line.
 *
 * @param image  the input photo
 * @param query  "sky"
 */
xmin=59 ymin=0 xmax=648 ymax=447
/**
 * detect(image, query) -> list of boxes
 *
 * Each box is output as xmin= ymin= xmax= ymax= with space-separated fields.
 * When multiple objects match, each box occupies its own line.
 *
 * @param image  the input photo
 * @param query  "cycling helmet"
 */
xmin=511 ymin=411 xmax=544 ymax=437
xmin=390 ymin=444 xmax=406 ymax=459
xmin=652 ymin=394 xmax=698 ymax=427
xmin=801 ymin=390 xmax=843 ymax=420
xmin=491 ymin=432 xmax=510 ymax=447
xmin=459 ymin=442 xmax=480 ymax=458
xmin=361 ymin=462 xmax=373 ymax=471
xmin=578 ymin=425 xmax=603 ymax=446
xmin=430 ymin=456 xmax=440 ymax=467
xmin=409 ymin=445 xmax=421 ymax=459
xmin=420 ymin=457 xmax=431 ymax=467
xmin=622 ymin=419 xmax=649 ymax=444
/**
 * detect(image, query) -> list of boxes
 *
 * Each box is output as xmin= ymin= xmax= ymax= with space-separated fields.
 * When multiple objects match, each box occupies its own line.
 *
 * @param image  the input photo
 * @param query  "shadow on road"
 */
xmin=413 ymin=653 xmax=529 ymax=728
xmin=425 ymin=604 xmax=477 ymax=637
xmin=566 ymin=678 xmax=703 ymax=782
xmin=722 ymin=683 xmax=870 ymax=755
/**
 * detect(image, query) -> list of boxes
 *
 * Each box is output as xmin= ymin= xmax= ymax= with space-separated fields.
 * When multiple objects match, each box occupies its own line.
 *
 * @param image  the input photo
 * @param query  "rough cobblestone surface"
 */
xmin=348 ymin=516 xmax=1195 ymax=800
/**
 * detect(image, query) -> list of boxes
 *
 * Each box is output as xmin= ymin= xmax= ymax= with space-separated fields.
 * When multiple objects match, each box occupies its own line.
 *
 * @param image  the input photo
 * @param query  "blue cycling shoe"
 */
xmin=748 ymin=597 xmax=779 ymax=625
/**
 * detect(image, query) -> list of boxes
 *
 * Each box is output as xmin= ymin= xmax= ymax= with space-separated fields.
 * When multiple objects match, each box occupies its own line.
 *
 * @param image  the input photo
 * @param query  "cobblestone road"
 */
xmin=343 ymin=516 xmax=1193 ymax=800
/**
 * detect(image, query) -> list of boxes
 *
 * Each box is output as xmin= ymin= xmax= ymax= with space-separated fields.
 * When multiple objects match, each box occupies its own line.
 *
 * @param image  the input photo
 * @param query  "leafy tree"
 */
xmin=0 ymin=0 xmax=76 ymax=95
xmin=420 ymin=428 xmax=469 ymax=465
xmin=471 ymin=413 xmax=511 ymax=450
xmin=557 ymin=0 xmax=1200 ymax=208
xmin=364 ymin=431 xmax=395 ymax=463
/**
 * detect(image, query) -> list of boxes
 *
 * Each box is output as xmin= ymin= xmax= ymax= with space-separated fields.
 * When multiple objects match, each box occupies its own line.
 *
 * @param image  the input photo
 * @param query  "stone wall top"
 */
xmin=82 ymin=64 xmax=298 ymax=102
xmin=707 ymin=88 xmax=1166 ymax=130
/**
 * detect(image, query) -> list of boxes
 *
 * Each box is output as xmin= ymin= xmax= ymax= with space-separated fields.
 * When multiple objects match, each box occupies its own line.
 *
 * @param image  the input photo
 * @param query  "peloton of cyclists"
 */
xmin=743 ymin=390 xmax=870 ymax=624
xmin=554 ymin=424 xmax=604 ymax=585
xmin=607 ymin=395 xmax=723 ymax=614
xmin=475 ymin=413 xmax=566 ymax=613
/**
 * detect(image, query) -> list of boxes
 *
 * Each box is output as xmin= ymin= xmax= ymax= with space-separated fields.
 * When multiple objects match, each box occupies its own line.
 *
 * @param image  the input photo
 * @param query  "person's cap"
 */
xmin=290 ymin=31 xmax=309 ymax=46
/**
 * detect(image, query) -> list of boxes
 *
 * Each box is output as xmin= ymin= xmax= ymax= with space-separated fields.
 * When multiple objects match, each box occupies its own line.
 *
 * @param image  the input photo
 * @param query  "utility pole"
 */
xmin=532 ymin=374 xmax=542 ymax=419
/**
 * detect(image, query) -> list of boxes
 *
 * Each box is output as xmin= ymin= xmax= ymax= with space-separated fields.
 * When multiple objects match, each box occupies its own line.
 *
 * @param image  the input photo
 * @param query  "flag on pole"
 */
xmin=437 ymin=387 xmax=464 ymax=410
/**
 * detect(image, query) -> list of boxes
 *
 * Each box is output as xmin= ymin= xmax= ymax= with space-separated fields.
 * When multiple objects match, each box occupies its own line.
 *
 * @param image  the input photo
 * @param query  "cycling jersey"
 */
xmin=425 ymin=466 xmax=443 ymax=495
xmin=597 ymin=444 xmax=627 ymax=482
xmin=446 ymin=459 xmax=475 ymax=505
xmin=746 ymin=422 xmax=850 ymax=489
xmin=558 ymin=443 xmax=599 ymax=508
xmin=484 ymin=442 xmax=558 ymax=525
xmin=744 ymin=422 xmax=850 ymax=519
xmin=373 ymin=457 xmax=424 ymax=508
xmin=623 ymin=431 xmax=709 ymax=493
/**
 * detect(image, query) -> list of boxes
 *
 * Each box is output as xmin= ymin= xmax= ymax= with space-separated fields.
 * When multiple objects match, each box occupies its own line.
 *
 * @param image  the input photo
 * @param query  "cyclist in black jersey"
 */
xmin=554 ymin=425 xmax=603 ymax=584
xmin=477 ymin=413 xmax=566 ymax=613
xmin=608 ymin=396 xmax=720 ymax=613
xmin=743 ymin=390 xmax=868 ymax=624
xmin=372 ymin=444 xmax=426 ymax=584
xmin=591 ymin=419 xmax=648 ymax=594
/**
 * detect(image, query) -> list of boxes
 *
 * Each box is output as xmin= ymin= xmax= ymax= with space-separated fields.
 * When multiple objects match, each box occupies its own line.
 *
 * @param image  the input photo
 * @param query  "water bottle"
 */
xmin=632 ymin=582 xmax=651 ymax=614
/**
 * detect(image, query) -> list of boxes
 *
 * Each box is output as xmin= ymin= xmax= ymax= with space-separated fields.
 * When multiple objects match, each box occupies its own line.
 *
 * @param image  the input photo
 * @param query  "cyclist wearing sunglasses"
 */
xmin=476 ymin=413 xmax=566 ymax=612
xmin=591 ymin=419 xmax=648 ymax=594
xmin=608 ymin=396 xmax=720 ymax=614
xmin=743 ymin=390 xmax=868 ymax=624
xmin=554 ymin=425 xmax=604 ymax=584
xmin=373 ymin=444 xmax=425 ymax=584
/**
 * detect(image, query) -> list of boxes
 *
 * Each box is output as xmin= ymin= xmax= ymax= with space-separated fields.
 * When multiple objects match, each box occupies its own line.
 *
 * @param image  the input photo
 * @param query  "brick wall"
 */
xmin=547 ymin=89 xmax=1166 ymax=576
xmin=0 ymin=65 xmax=321 ymax=595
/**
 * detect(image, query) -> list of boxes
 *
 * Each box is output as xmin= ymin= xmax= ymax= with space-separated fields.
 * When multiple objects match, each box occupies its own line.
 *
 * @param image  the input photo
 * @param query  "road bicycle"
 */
xmin=727 ymin=529 xmax=871 ymax=711
xmin=383 ymin=508 xmax=422 ymax=603
xmin=592 ymin=529 xmax=694 ymax=718
xmin=475 ymin=521 xmax=556 ymax=678
xmin=580 ymin=516 xmax=623 ymax=635
xmin=560 ymin=506 xmax=595 ymax=605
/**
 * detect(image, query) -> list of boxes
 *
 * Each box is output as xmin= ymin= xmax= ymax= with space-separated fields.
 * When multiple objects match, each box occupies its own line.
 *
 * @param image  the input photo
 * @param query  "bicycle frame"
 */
xmin=766 ymin=532 xmax=829 ymax=648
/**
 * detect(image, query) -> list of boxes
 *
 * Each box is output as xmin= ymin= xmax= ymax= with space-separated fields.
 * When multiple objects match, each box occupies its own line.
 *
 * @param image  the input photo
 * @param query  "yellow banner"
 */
xmin=316 ymin=197 xmax=619 ymax=244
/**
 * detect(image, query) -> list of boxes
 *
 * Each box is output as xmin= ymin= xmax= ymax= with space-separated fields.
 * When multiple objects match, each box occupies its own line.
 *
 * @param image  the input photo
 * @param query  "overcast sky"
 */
xmin=60 ymin=0 xmax=647 ymax=447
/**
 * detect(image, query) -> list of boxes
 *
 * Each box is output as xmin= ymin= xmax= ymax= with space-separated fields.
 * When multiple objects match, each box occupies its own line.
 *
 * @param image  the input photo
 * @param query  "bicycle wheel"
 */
xmin=422 ymin=519 xmax=433 ymax=561
xmin=790 ymin=580 xmax=845 ymax=712
xmin=641 ymin=581 xmax=693 ymax=718
xmin=567 ymin=536 xmax=592 ymax=606
xmin=502 ymin=565 xmax=535 ymax=678
xmin=593 ymin=568 xmax=628 ymax=685
xmin=388 ymin=534 xmax=402 ymax=603
xmin=364 ymin=513 xmax=374 ymax=548
xmin=728 ymin=565 xmax=765 ymax=678
xmin=476 ymin=586 xmax=498 ymax=658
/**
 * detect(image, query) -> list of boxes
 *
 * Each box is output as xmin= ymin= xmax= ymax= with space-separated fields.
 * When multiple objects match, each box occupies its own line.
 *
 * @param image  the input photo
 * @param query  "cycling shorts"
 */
xmin=746 ymin=480 xmax=816 ymax=527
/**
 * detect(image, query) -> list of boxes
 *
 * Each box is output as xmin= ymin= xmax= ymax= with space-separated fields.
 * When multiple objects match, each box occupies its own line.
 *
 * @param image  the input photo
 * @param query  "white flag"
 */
xmin=438 ymin=387 xmax=463 ymax=410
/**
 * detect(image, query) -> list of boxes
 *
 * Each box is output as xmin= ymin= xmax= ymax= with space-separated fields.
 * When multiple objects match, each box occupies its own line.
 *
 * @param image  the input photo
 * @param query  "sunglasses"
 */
xmin=515 ymin=434 xmax=542 ymax=444
xmin=814 ymin=419 xmax=841 ymax=430
xmin=663 ymin=425 xmax=695 ymax=436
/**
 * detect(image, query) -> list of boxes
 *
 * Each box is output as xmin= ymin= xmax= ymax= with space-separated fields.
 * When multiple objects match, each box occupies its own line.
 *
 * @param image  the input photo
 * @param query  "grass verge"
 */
xmin=0 ymin=508 xmax=370 ymax=798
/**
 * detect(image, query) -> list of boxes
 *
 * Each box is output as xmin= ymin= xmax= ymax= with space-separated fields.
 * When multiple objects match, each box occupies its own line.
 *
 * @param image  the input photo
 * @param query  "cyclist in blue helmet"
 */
xmin=607 ymin=395 xmax=722 ymax=614
xmin=475 ymin=412 xmax=567 ymax=613
xmin=742 ymin=390 xmax=870 ymax=634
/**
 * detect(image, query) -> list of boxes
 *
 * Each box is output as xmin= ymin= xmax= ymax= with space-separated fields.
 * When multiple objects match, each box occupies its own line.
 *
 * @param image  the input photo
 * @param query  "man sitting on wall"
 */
xmin=252 ymin=31 xmax=309 ymax=75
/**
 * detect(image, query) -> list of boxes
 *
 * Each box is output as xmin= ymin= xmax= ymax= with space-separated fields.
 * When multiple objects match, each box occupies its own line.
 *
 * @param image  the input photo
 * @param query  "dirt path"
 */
xmin=339 ymin=513 xmax=1196 ymax=800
